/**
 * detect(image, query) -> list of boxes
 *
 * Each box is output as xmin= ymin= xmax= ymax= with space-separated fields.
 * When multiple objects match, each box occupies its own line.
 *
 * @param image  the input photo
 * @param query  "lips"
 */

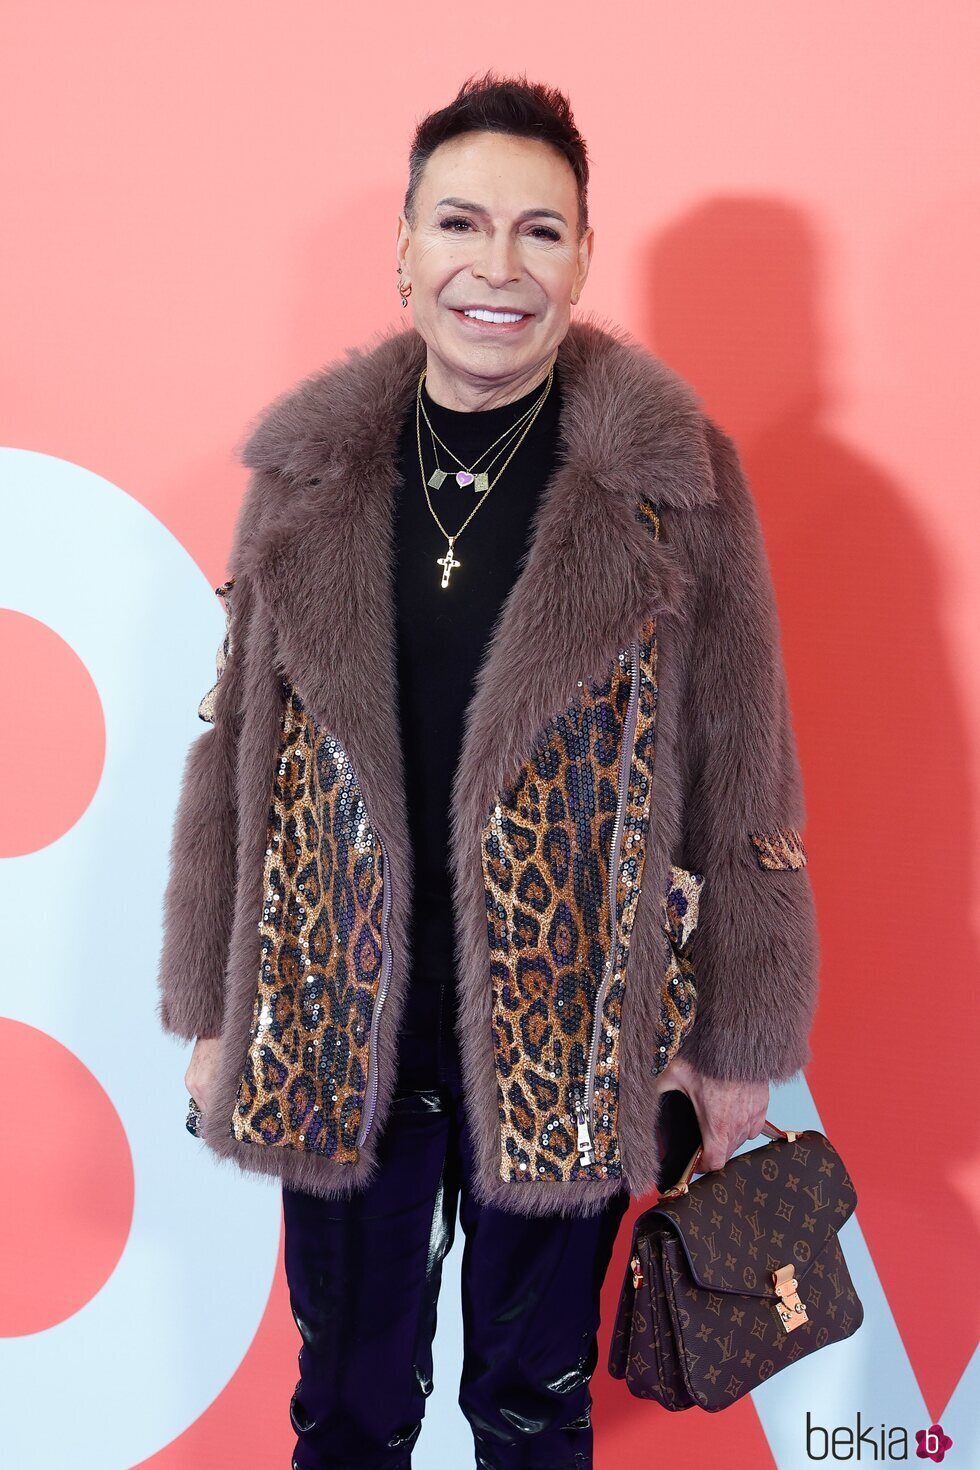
xmin=456 ymin=306 xmax=531 ymax=316
xmin=450 ymin=307 xmax=534 ymax=330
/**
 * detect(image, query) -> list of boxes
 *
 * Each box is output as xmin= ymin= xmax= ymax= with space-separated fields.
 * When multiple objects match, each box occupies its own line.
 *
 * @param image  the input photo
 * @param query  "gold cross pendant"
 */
xmin=437 ymin=537 xmax=460 ymax=588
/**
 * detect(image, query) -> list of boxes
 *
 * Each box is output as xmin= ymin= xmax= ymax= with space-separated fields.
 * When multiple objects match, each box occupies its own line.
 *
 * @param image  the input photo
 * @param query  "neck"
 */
xmin=423 ymin=352 xmax=557 ymax=411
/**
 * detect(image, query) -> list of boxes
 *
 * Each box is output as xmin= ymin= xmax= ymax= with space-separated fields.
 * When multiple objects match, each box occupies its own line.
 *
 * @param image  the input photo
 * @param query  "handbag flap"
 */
xmin=644 ymin=1130 xmax=857 ymax=1300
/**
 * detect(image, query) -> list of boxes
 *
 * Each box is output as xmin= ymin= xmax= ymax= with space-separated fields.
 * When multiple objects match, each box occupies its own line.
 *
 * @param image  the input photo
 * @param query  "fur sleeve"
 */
xmin=675 ymin=423 xmax=820 ymax=1082
xmin=155 ymin=469 xmax=273 ymax=1042
xmin=155 ymin=572 xmax=252 ymax=1041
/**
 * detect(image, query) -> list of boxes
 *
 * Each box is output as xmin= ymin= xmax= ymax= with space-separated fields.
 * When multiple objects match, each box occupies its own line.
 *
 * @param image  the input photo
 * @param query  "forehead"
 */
xmin=418 ymin=131 xmax=578 ymax=209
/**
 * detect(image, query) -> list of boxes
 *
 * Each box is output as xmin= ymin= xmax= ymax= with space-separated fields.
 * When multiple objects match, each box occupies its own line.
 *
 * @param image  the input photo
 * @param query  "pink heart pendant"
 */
xmin=455 ymin=470 xmax=475 ymax=487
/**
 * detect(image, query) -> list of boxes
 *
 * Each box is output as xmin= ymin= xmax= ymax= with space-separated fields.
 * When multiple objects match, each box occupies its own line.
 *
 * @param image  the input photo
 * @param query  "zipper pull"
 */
xmin=574 ymin=1089 xmax=595 ymax=1166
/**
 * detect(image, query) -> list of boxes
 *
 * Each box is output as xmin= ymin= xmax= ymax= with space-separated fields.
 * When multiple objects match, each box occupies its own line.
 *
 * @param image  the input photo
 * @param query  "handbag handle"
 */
xmin=659 ymin=1118 xmax=800 ymax=1199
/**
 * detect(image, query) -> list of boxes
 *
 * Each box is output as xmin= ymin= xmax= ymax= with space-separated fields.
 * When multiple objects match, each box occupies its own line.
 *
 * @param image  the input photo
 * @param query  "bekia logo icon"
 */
xmin=806 ymin=1412 xmax=955 ymax=1461
xmin=915 ymin=1422 xmax=953 ymax=1462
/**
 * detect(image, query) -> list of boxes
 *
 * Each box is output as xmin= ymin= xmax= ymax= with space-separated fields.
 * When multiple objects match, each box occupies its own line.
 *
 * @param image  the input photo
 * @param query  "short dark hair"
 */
xmin=404 ymin=70 xmax=590 ymax=237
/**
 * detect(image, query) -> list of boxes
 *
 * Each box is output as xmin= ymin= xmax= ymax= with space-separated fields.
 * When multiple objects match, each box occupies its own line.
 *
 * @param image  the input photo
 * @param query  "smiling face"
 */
xmin=396 ymin=130 xmax=594 ymax=409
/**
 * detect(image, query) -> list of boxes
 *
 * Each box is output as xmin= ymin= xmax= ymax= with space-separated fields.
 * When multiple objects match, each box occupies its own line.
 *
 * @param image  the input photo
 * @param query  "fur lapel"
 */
xmin=231 ymin=315 xmax=716 ymax=826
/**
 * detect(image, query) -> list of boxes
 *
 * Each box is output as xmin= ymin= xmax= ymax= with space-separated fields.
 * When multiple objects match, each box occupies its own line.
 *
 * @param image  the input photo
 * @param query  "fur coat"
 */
xmin=155 ymin=317 xmax=819 ymax=1219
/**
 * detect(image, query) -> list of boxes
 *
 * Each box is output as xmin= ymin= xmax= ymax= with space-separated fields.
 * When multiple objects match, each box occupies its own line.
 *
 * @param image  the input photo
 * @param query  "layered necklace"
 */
xmin=415 ymin=364 xmax=555 ymax=588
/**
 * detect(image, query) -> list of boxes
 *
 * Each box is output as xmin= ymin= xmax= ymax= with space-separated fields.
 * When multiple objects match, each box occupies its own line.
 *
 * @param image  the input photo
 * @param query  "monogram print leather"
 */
xmin=609 ymin=1130 xmax=864 ymax=1410
xmin=748 ymin=828 xmax=808 ymax=870
xmin=231 ymin=683 xmax=389 ymax=1159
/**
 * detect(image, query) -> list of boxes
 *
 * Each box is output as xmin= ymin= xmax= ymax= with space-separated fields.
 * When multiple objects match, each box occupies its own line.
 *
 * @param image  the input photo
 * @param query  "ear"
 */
xmin=395 ymin=212 xmax=411 ymax=271
xmin=572 ymin=224 xmax=595 ymax=304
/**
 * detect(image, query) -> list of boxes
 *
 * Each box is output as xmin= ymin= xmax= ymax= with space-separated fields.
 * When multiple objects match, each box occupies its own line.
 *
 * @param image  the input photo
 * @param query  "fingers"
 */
xmin=677 ymin=1071 xmax=771 ymax=1174
xmin=697 ymin=1112 xmax=771 ymax=1172
xmin=695 ymin=1105 xmax=767 ymax=1172
xmin=697 ymin=1129 xmax=732 ymax=1173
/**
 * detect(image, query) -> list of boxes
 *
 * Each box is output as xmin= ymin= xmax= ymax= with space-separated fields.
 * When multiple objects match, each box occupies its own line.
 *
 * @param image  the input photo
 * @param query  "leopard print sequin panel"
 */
xmin=749 ymin=828 xmax=808 ymax=870
xmin=231 ymin=683 xmax=390 ymax=1160
xmin=651 ymin=864 xmax=703 ymax=1076
xmin=483 ymin=622 xmax=661 ymax=1185
xmin=585 ymin=626 xmax=663 ymax=1175
xmin=197 ymin=577 xmax=237 ymax=723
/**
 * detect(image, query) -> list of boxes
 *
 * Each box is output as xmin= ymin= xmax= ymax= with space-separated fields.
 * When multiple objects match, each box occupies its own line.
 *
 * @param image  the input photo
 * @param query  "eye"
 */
xmin=437 ymin=216 xmax=562 ymax=242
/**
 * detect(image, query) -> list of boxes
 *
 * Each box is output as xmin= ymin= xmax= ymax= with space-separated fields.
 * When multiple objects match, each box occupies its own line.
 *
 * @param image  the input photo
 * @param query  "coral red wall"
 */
xmin=2 ymin=4 xmax=977 ymax=1467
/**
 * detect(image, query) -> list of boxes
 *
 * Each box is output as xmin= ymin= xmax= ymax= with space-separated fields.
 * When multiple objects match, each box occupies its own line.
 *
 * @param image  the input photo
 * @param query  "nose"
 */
xmin=472 ymin=230 xmax=522 ymax=289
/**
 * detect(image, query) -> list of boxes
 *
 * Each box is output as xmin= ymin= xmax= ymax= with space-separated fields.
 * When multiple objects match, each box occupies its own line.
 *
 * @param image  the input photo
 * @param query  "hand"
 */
xmin=185 ymin=1035 xmax=222 ymax=1117
xmin=653 ymin=1054 xmax=769 ymax=1173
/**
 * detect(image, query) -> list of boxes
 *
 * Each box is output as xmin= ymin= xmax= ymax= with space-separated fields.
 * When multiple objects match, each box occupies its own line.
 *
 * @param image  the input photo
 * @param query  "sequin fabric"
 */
xmin=483 ymin=497 xmax=685 ymax=1185
xmin=651 ymin=864 xmax=703 ymax=1077
xmin=231 ymin=683 xmax=389 ymax=1159
xmin=748 ymin=828 xmax=808 ymax=870
xmin=585 ymin=626 xmax=663 ymax=1174
xmin=197 ymin=577 xmax=237 ymax=723
xmin=482 ymin=636 xmax=649 ymax=1185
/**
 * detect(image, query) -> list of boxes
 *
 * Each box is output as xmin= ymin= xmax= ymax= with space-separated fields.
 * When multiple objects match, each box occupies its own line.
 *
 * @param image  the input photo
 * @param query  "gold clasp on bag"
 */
xmin=772 ymin=1263 xmax=808 ymax=1332
xmin=630 ymin=1254 xmax=644 ymax=1290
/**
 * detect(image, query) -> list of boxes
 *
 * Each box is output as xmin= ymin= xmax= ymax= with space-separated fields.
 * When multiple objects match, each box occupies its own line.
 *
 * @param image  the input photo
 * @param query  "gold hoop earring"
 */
xmin=398 ymin=281 xmax=412 ymax=307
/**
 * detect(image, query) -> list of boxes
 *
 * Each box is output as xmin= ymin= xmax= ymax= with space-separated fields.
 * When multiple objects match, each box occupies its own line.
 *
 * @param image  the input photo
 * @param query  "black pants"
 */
xmin=282 ymin=975 xmax=631 ymax=1470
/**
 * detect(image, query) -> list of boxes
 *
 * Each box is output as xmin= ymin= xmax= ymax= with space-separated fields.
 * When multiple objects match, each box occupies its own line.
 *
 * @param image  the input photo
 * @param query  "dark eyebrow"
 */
xmin=434 ymin=196 xmax=568 ymax=227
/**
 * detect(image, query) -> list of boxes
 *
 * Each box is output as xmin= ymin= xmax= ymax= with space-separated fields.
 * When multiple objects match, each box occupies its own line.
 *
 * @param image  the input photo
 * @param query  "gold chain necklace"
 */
xmin=414 ymin=365 xmax=555 ymax=588
xmin=419 ymin=383 xmax=546 ymax=494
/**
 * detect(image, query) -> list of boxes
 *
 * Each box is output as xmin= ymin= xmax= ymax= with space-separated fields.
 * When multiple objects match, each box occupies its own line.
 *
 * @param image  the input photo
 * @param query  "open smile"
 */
xmin=449 ymin=306 xmax=534 ymax=332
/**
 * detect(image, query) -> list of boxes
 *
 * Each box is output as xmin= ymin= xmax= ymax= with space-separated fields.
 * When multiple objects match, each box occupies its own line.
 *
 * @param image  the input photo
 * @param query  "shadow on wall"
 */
xmin=621 ymin=195 xmax=977 ymax=1426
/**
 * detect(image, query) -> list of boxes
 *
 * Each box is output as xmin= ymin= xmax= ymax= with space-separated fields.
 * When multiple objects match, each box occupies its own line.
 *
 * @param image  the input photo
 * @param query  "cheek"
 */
xmin=425 ymin=268 xmax=469 ymax=306
xmin=535 ymin=258 xmax=579 ymax=304
xmin=410 ymin=241 xmax=460 ymax=288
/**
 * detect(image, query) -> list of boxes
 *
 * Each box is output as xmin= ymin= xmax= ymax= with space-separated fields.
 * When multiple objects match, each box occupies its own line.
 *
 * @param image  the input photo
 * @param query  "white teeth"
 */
xmin=462 ymin=308 xmax=526 ymax=323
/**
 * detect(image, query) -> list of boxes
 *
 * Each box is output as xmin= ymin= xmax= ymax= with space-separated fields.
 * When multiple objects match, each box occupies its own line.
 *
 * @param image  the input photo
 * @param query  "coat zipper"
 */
xmin=576 ymin=636 xmax=641 ymax=1167
xmin=355 ymin=831 xmax=393 ymax=1148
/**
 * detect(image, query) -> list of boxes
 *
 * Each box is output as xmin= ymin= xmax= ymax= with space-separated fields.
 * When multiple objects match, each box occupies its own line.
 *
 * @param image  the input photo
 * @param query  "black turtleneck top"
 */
xmin=392 ymin=362 xmax=564 ymax=1058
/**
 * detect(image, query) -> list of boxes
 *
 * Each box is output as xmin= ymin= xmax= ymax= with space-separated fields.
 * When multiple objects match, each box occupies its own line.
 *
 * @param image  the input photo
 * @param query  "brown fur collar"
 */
xmin=234 ymin=314 xmax=715 ymax=506
xmin=227 ymin=314 xmax=718 ymax=796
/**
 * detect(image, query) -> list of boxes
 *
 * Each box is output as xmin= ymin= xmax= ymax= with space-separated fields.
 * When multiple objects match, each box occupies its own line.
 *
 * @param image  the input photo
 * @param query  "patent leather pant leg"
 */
xmin=449 ymin=1000 xmax=631 ymax=1470
xmin=282 ymin=978 xmax=630 ymax=1470
xmin=283 ymin=984 xmax=458 ymax=1470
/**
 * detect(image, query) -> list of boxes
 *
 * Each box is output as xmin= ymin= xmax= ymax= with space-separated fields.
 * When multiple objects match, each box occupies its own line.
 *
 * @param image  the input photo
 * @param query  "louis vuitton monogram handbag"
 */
xmin=608 ymin=1121 xmax=864 ymax=1411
